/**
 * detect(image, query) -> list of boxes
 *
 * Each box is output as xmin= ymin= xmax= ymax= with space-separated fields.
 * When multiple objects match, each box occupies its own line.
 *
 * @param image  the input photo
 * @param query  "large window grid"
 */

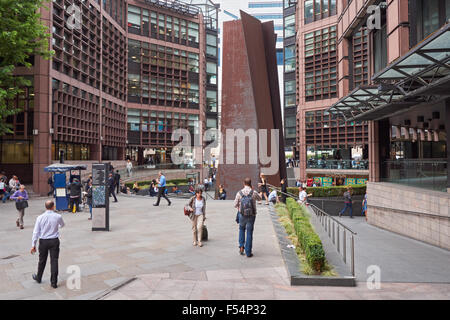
xmin=3 ymin=81 xmax=34 ymax=139
xmin=127 ymin=40 xmax=200 ymax=109
xmin=128 ymin=5 xmax=200 ymax=48
xmin=352 ymin=27 xmax=369 ymax=88
xmin=304 ymin=26 xmax=337 ymax=101
xmin=102 ymin=99 xmax=127 ymax=147
xmin=52 ymin=80 xmax=100 ymax=144
xmin=52 ymin=0 xmax=103 ymax=90
xmin=304 ymin=109 xmax=368 ymax=147
xmin=304 ymin=0 xmax=337 ymax=24
xmin=127 ymin=109 xmax=199 ymax=147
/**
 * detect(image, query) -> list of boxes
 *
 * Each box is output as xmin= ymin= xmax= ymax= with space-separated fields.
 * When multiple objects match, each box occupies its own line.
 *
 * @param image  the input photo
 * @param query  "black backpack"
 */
xmin=239 ymin=190 xmax=255 ymax=216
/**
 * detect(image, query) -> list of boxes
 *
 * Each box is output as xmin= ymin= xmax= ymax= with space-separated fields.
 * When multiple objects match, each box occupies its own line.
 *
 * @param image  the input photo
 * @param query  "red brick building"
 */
xmin=1 ymin=0 xmax=219 ymax=195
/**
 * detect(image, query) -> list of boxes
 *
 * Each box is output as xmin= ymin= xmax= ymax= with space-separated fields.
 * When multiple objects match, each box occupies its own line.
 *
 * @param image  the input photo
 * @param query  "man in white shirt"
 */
xmin=298 ymin=186 xmax=309 ymax=205
xmin=126 ymin=159 xmax=133 ymax=177
xmin=31 ymin=200 xmax=65 ymax=288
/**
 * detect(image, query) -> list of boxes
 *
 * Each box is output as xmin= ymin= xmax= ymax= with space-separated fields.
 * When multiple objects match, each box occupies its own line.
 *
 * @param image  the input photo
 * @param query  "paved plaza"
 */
xmin=0 ymin=194 xmax=449 ymax=300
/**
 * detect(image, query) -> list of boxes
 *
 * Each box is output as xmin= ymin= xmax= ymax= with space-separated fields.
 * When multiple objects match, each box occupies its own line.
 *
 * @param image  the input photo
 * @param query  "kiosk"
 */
xmin=44 ymin=164 xmax=87 ymax=211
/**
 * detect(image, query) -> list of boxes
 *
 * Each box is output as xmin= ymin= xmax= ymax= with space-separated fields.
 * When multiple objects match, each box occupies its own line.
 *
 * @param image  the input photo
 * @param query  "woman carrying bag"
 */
xmin=10 ymin=184 xmax=29 ymax=230
xmin=186 ymin=188 xmax=207 ymax=247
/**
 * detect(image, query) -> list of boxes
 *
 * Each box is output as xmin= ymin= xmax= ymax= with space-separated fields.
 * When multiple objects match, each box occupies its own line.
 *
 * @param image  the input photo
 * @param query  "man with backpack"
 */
xmin=233 ymin=178 xmax=262 ymax=258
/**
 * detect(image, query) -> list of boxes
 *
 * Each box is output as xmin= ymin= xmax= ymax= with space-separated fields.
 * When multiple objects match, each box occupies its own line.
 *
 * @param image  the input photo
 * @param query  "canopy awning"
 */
xmin=44 ymin=163 xmax=87 ymax=173
xmin=328 ymin=23 xmax=450 ymax=121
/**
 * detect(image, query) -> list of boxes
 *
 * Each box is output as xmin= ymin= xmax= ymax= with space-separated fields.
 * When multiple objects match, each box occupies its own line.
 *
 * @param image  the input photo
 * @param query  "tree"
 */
xmin=0 ymin=0 xmax=53 ymax=135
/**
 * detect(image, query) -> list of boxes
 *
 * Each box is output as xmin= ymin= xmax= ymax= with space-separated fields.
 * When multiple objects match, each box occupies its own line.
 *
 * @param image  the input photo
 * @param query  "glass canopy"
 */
xmin=328 ymin=23 xmax=450 ymax=121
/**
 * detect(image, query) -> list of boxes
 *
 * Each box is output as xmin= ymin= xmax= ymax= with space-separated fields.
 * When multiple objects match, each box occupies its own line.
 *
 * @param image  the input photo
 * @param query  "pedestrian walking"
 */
xmin=0 ymin=172 xmax=8 ymax=203
xmin=31 ymin=200 xmax=65 ymax=289
xmin=68 ymin=178 xmax=82 ymax=213
xmin=126 ymin=159 xmax=133 ymax=177
xmin=298 ymin=186 xmax=310 ymax=206
xmin=362 ymin=192 xmax=368 ymax=221
xmin=339 ymin=187 xmax=353 ymax=218
xmin=153 ymin=171 xmax=171 ymax=206
xmin=234 ymin=178 xmax=262 ymax=258
xmin=86 ymin=181 xmax=93 ymax=220
xmin=203 ymin=177 xmax=209 ymax=192
xmin=108 ymin=173 xmax=118 ymax=202
xmin=10 ymin=184 xmax=29 ymax=229
xmin=114 ymin=170 xmax=121 ymax=194
xmin=187 ymin=188 xmax=207 ymax=247
xmin=47 ymin=175 xmax=54 ymax=197
xmin=257 ymin=173 xmax=269 ymax=205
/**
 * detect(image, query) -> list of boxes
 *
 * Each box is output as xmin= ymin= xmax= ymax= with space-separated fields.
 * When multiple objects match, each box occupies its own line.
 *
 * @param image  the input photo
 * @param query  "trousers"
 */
xmin=17 ymin=209 xmax=25 ymax=226
xmin=191 ymin=214 xmax=205 ymax=243
xmin=238 ymin=213 xmax=256 ymax=257
xmin=155 ymin=187 xmax=171 ymax=205
xmin=36 ymin=238 xmax=60 ymax=285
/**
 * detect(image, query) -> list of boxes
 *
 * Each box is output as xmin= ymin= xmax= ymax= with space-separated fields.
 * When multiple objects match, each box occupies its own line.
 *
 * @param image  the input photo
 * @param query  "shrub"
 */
xmin=287 ymin=185 xmax=366 ymax=198
xmin=125 ymin=178 xmax=189 ymax=190
xmin=286 ymin=198 xmax=325 ymax=272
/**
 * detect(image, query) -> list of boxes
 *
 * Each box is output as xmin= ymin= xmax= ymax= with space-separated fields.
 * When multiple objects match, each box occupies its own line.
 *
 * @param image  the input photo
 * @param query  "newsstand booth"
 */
xmin=44 ymin=164 xmax=87 ymax=211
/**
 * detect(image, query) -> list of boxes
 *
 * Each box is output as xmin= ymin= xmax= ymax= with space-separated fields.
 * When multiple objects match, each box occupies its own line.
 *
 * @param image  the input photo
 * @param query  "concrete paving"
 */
xmin=0 ymin=194 xmax=282 ymax=299
xmin=335 ymin=216 xmax=450 ymax=283
xmin=0 ymin=194 xmax=449 ymax=300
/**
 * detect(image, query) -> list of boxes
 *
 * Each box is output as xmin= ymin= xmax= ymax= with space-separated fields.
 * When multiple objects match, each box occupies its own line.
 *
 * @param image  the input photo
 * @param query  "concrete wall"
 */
xmin=367 ymin=182 xmax=450 ymax=250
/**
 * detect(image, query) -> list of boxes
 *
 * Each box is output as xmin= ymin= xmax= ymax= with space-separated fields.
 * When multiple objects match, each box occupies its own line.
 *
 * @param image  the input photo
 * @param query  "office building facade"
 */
xmin=327 ymin=0 xmax=450 ymax=249
xmin=292 ymin=0 xmax=369 ymax=185
xmin=1 ymin=0 xmax=219 ymax=195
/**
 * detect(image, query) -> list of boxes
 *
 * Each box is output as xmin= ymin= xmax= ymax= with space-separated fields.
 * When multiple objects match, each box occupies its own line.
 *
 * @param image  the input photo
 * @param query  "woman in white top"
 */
xmin=187 ymin=188 xmax=207 ymax=247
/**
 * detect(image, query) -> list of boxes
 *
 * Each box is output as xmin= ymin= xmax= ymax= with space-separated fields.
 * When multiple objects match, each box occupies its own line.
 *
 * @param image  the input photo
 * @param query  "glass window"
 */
xmin=284 ymin=45 xmax=296 ymax=73
xmin=285 ymin=80 xmax=296 ymax=95
xmin=285 ymin=94 xmax=296 ymax=108
xmin=284 ymin=14 xmax=296 ymax=38
xmin=206 ymin=34 xmax=217 ymax=46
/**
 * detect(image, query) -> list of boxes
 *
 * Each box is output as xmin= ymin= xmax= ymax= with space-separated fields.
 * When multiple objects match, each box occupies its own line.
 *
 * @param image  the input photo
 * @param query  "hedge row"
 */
xmin=286 ymin=198 xmax=325 ymax=272
xmin=287 ymin=185 xmax=366 ymax=198
xmin=125 ymin=178 xmax=190 ymax=189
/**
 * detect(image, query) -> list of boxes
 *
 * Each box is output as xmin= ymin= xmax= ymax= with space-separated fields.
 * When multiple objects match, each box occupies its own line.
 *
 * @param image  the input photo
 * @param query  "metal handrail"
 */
xmin=309 ymin=203 xmax=356 ymax=277
xmin=267 ymin=183 xmax=357 ymax=277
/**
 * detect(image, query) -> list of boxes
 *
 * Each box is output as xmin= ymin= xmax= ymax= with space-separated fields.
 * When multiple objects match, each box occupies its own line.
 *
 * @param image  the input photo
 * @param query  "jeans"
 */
xmin=2 ymin=191 xmax=9 ymax=203
xmin=89 ymin=204 xmax=92 ymax=219
xmin=340 ymin=203 xmax=353 ymax=217
xmin=238 ymin=213 xmax=256 ymax=256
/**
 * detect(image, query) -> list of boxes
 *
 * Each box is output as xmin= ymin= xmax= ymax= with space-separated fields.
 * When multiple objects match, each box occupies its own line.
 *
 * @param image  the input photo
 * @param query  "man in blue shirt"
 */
xmin=31 ymin=200 xmax=65 ymax=288
xmin=153 ymin=171 xmax=171 ymax=206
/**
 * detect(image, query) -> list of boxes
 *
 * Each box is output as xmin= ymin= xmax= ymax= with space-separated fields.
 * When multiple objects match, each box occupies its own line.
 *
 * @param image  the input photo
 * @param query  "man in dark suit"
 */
xmin=108 ymin=173 xmax=118 ymax=202
xmin=114 ymin=170 xmax=121 ymax=194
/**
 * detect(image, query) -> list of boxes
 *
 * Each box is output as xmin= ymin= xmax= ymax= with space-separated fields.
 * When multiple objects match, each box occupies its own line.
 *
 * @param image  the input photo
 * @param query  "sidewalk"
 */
xmin=0 ymin=195 xmax=449 ymax=300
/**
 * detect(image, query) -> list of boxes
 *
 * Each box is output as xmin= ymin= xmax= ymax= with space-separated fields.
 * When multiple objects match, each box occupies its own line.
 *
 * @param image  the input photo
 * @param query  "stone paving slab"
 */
xmin=0 ymin=195 xmax=283 ymax=299
xmin=1 ymin=194 xmax=449 ymax=300
xmin=102 ymin=267 xmax=450 ymax=300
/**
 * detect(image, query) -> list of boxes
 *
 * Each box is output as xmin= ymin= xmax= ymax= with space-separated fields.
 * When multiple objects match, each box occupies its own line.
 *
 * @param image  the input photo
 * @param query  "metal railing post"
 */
xmin=328 ymin=218 xmax=331 ymax=237
xmin=337 ymin=225 xmax=340 ymax=253
xmin=351 ymin=234 xmax=355 ymax=277
xmin=343 ymin=229 xmax=347 ymax=264
xmin=332 ymin=221 xmax=335 ymax=244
